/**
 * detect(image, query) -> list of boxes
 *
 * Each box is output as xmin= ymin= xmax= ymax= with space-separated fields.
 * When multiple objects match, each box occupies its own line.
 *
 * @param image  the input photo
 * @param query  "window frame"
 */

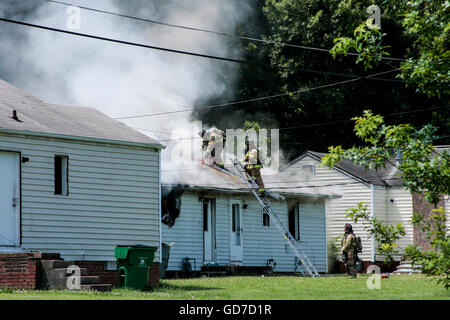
xmin=300 ymin=163 xmax=315 ymax=178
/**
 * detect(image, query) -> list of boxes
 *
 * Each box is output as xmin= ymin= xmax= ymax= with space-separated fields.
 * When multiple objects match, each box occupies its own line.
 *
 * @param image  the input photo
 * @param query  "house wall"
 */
xmin=283 ymin=155 xmax=374 ymax=266
xmin=161 ymin=190 xmax=327 ymax=273
xmin=0 ymin=132 xmax=161 ymax=263
xmin=386 ymin=187 xmax=413 ymax=254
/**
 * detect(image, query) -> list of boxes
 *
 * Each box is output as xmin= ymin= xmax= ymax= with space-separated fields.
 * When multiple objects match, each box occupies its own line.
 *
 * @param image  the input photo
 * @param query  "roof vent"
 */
xmin=11 ymin=110 xmax=22 ymax=122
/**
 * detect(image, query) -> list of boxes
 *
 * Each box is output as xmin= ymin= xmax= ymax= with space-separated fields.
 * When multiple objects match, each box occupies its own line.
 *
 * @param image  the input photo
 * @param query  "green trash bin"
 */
xmin=114 ymin=245 xmax=158 ymax=290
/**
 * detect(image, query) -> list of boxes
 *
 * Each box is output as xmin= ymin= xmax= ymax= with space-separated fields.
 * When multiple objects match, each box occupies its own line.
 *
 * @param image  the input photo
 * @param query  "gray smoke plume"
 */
xmin=0 ymin=0 xmax=253 ymax=170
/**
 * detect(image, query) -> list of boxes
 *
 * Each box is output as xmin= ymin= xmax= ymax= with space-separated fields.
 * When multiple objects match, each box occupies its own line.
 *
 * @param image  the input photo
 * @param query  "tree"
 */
xmin=321 ymin=110 xmax=450 ymax=204
xmin=194 ymin=0 xmax=449 ymax=160
xmin=322 ymin=110 xmax=450 ymax=287
xmin=346 ymin=202 xmax=406 ymax=267
xmin=405 ymin=207 xmax=450 ymax=289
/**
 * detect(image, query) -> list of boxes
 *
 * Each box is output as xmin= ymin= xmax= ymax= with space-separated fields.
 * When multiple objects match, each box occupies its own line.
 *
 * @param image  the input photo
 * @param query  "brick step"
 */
xmin=40 ymin=260 xmax=76 ymax=270
xmin=80 ymin=284 xmax=112 ymax=292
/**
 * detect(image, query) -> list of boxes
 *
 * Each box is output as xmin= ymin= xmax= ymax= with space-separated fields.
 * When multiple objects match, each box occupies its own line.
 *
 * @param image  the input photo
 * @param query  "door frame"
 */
xmin=230 ymin=199 xmax=243 ymax=264
xmin=0 ymin=149 xmax=22 ymax=248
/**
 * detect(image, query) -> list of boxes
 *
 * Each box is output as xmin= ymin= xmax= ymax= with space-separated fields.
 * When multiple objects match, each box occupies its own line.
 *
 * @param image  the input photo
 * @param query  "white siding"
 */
xmin=386 ymin=187 xmax=414 ymax=253
xmin=162 ymin=192 xmax=203 ymax=271
xmin=283 ymin=155 xmax=374 ymax=266
xmin=162 ymin=190 xmax=327 ymax=273
xmin=0 ymin=133 xmax=161 ymax=262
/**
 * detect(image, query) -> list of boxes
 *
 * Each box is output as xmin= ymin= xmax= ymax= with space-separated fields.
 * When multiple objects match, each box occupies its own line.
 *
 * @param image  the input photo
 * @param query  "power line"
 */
xmin=279 ymin=106 xmax=443 ymax=131
xmin=115 ymin=68 xmax=400 ymax=120
xmin=130 ymin=105 xmax=443 ymax=144
xmin=44 ymin=0 xmax=406 ymax=62
xmin=0 ymin=17 xmax=403 ymax=85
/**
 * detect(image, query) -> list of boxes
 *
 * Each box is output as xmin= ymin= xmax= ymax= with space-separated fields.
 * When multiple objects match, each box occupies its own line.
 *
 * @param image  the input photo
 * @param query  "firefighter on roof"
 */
xmin=243 ymin=139 xmax=265 ymax=195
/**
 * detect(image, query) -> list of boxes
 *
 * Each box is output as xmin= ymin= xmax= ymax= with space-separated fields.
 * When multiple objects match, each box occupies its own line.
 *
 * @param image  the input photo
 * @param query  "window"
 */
xmin=262 ymin=208 xmax=270 ymax=227
xmin=300 ymin=164 xmax=315 ymax=178
xmin=203 ymin=201 xmax=209 ymax=231
xmin=54 ymin=155 xmax=68 ymax=196
xmin=288 ymin=204 xmax=300 ymax=240
xmin=231 ymin=204 xmax=240 ymax=245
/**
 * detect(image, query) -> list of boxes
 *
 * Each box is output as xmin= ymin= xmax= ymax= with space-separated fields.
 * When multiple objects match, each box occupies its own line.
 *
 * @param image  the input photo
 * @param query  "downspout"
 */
xmin=370 ymin=184 xmax=375 ymax=262
xmin=159 ymin=149 xmax=162 ymax=264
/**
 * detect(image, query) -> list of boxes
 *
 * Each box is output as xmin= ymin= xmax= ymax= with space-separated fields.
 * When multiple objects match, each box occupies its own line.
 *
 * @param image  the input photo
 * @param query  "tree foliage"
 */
xmin=405 ymin=207 xmax=450 ymax=289
xmin=194 ymin=0 xmax=449 ymax=160
xmin=321 ymin=110 xmax=450 ymax=204
xmin=331 ymin=0 xmax=450 ymax=98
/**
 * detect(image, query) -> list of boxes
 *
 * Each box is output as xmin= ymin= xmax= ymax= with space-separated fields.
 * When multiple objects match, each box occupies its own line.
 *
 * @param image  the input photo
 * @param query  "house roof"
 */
xmin=162 ymin=162 xmax=341 ymax=198
xmin=0 ymin=79 xmax=164 ymax=149
xmin=281 ymin=150 xmax=403 ymax=187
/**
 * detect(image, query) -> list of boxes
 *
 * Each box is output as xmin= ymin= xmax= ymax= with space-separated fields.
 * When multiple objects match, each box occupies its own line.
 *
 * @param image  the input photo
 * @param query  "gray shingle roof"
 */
xmin=0 ymin=79 xmax=163 ymax=148
xmin=162 ymin=163 xmax=340 ymax=198
xmin=282 ymin=150 xmax=403 ymax=187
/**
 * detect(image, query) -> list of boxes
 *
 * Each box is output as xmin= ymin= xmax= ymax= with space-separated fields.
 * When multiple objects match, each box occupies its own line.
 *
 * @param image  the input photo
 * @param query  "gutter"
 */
xmin=0 ymin=128 xmax=165 ymax=150
xmin=159 ymin=149 xmax=162 ymax=264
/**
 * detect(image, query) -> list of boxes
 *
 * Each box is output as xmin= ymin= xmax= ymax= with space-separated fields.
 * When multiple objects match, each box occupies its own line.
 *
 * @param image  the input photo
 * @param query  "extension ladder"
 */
xmin=232 ymin=159 xmax=320 ymax=277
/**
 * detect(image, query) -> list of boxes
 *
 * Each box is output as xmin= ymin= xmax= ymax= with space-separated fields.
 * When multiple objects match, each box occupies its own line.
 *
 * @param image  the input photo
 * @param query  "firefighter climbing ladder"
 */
xmin=232 ymin=159 xmax=320 ymax=278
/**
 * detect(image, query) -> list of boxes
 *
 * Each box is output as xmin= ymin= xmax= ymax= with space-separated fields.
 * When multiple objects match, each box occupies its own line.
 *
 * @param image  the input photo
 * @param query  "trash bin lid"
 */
xmin=114 ymin=246 xmax=131 ymax=259
xmin=114 ymin=245 xmax=158 ymax=259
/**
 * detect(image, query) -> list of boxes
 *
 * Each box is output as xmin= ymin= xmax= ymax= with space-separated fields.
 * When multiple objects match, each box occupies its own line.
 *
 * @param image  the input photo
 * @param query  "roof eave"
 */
xmin=0 ymin=128 xmax=166 ymax=150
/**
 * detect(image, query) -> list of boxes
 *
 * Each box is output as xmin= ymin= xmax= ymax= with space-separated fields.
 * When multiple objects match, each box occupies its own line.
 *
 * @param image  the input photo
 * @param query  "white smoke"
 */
xmin=0 ymin=0 xmax=253 ymax=175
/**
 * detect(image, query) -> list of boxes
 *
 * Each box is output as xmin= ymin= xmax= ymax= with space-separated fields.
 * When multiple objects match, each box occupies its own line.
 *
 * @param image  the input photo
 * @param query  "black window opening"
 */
xmin=288 ymin=204 xmax=300 ymax=240
xmin=203 ymin=201 xmax=209 ymax=231
xmin=54 ymin=155 xmax=69 ymax=196
xmin=262 ymin=208 xmax=270 ymax=227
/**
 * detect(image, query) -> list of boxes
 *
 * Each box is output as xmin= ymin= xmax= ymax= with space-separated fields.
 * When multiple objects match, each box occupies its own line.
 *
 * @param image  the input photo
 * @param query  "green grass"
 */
xmin=0 ymin=274 xmax=448 ymax=300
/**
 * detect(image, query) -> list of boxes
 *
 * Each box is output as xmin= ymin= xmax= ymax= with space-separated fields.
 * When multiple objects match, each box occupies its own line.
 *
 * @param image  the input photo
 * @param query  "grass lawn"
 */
xmin=0 ymin=274 xmax=448 ymax=300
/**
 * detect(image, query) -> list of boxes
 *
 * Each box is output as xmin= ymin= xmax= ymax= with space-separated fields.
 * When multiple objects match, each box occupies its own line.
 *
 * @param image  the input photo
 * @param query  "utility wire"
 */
xmin=115 ymin=68 xmax=400 ymax=120
xmin=44 ymin=0 xmax=406 ymax=62
xmin=131 ymin=105 xmax=443 ymax=144
xmin=0 ymin=17 xmax=403 ymax=85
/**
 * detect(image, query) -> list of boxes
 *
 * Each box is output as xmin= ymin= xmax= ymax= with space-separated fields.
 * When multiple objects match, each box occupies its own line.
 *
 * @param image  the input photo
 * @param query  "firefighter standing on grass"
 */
xmin=243 ymin=139 xmax=265 ymax=195
xmin=340 ymin=223 xmax=357 ymax=278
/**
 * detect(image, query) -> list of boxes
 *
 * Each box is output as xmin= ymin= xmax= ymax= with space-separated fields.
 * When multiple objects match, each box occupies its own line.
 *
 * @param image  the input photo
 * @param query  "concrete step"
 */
xmin=80 ymin=276 xmax=100 ymax=285
xmin=80 ymin=284 xmax=112 ymax=292
xmin=38 ymin=267 xmax=89 ymax=290
xmin=397 ymin=263 xmax=422 ymax=269
xmin=40 ymin=260 xmax=76 ymax=270
xmin=40 ymin=253 xmax=62 ymax=260
xmin=393 ymin=269 xmax=422 ymax=274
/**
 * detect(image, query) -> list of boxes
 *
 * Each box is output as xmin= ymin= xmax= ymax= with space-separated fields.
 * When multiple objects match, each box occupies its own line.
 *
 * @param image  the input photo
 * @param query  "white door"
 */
xmin=230 ymin=201 xmax=243 ymax=263
xmin=203 ymin=199 xmax=216 ymax=263
xmin=0 ymin=151 xmax=20 ymax=247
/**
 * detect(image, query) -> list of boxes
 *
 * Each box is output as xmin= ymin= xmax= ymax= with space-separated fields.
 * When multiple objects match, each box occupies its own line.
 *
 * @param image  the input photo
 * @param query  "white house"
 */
xmin=280 ymin=150 xmax=450 ymax=271
xmin=161 ymin=164 xmax=340 ymax=274
xmin=0 ymin=79 xmax=164 ymax=275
